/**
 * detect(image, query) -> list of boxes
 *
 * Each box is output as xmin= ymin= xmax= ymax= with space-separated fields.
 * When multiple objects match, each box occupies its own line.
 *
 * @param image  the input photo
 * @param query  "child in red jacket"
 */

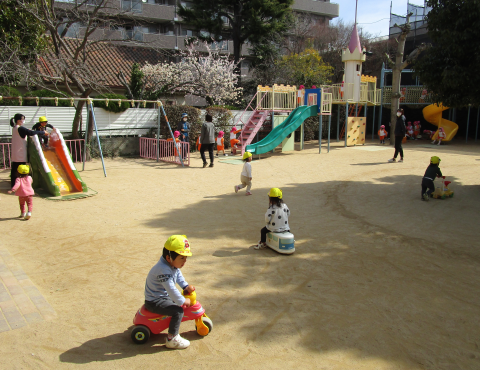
xmin=216 ymin=131 xmax=225 ymax=156
xmin=378 ymin=125 xmax=388 ymax=144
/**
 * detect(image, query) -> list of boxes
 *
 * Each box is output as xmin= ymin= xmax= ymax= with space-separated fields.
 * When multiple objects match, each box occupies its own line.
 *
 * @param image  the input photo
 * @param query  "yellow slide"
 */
xmin=422 ymin=103 xmax=458 ymax=142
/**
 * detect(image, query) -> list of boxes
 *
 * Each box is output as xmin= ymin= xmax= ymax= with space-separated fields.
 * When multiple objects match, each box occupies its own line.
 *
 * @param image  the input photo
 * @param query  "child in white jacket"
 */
xmin=255 ymin=188 xmax=290 ymax=249
xmin=234 ymin=151 xmax=253 ymax=196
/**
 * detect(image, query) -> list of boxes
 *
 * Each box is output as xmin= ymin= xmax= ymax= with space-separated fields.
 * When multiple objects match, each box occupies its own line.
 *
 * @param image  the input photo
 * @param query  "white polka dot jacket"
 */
xmin=264 ymin=203 xmax=290 ymax=232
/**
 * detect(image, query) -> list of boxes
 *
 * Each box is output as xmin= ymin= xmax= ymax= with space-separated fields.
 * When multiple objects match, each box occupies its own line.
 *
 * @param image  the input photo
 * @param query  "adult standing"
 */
xmin=10 ymin=113 xmax=48 ymax=187
xmin=200 ymin=114 xmax=215 ymax=168
xmin=388 ymin=108 xmax=406 ymax=163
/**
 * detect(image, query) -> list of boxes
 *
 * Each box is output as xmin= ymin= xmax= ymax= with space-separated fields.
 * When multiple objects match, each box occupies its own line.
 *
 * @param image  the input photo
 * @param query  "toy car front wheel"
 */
xmin=131 ymin=325 xmax=150 ymax=344
xmin=196 ymin=316 xmax=213 ymax=336
xmin=203 ymin=317 xmax=213 ymax=333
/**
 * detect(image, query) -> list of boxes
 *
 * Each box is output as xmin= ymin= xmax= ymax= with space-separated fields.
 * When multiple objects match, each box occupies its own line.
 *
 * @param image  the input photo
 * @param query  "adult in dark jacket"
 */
xmin=200 ymin=114 xmax=215 ymax=168
xmin=388 ymin=108 xmax=406 ymax=163
xmin=10 ymin=113 xmax=47 ymax=187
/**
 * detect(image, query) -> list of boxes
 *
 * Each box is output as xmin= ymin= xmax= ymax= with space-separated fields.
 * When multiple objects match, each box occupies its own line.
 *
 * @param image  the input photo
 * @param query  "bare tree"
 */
xmin=386 ymin=13 xmax=427 ymax=143
xmin=13 ymin=0 xmax=148 ymax=139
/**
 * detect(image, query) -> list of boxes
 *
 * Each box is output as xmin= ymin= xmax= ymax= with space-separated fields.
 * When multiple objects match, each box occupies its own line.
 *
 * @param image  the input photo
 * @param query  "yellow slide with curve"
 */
xmin=422 ymin=103 xmax=458 ymax=142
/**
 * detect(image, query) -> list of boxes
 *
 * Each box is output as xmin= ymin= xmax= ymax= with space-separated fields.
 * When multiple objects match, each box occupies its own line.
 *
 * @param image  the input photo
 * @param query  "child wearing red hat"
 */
xmin=216 ymin=131 xmax=225 ymax=157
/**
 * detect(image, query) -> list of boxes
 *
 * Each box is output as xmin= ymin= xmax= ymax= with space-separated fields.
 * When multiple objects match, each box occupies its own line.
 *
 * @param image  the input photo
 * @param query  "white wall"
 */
xmin=0 ymin=106 xmax=256 ymax=138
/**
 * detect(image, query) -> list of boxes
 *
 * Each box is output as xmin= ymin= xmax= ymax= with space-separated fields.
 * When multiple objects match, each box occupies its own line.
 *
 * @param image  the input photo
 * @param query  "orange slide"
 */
xmin=422 ymin=103 xmax=458 ymax=142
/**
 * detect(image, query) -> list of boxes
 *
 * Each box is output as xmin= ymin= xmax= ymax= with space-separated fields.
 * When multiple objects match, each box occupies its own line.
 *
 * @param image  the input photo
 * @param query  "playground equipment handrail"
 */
xmin=236 ymin=91 xmax=269 ymax=149
xmin=0 ymin=96 xmax=167 ymax=107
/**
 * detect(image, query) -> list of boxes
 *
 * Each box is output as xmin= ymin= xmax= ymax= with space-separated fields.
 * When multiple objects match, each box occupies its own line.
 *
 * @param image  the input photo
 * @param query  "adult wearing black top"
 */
xmin=10 ymin=113 xmax=47 ymax=187
xmin=388 ymin=108 xmax=406 ymax=163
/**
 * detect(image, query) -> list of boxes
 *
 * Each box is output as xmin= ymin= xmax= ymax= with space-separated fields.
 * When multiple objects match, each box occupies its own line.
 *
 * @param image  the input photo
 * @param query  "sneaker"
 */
xmin=388 ymin=158 xmax=396 ymax=163
xmin=24 ymin=212 xmax=31 ymax=220
xmin=165 ymin=334 xmax=190 ymax=349
xmin=234 ymin=185 xmax=238 ymax=193
xmin=203 ymin=162 xmax=208 ymax=168
xmin=254 ymin=242 xmax=266 ymax=250
xmin=209 ymin=163 xmax=214 ymax=167
xmin=423 ymin=193 xmax=429 ymax=201
xmin=19 ymin=213 xmax=26 ymax=218
xmin=245 ymin=192 xmax=252 ymax=196
xmin=216 ymin=154 xmax=218 ymax=157
xmin=398 ymin=158 xmax=403 ymax=162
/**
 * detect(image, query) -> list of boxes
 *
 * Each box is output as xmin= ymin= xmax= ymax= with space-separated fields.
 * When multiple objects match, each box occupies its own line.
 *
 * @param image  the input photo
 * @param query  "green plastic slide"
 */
xmin=246 ymin=105 xmax=318 ymax=155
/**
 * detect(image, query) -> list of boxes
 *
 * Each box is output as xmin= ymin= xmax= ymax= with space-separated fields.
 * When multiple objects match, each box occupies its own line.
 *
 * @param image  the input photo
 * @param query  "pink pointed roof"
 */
xmin=348 ymin=24 xmax=362 ymax=53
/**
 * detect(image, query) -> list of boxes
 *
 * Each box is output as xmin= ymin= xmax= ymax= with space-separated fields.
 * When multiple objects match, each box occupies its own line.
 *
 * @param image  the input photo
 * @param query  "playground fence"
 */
xmin=0 ymin=139 xmax=85 ymax=170
xmin=139 ymin=138 xmax=190 ymax=166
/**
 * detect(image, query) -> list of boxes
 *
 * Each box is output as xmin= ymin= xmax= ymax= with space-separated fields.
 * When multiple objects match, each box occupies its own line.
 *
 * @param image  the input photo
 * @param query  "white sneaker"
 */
xmin=388 ymin=158 xmax=396 ymax=163
xmin=398 ymin=158 xmax=403 ymax=162
xmin=19 ymin=213 xmax=26 ymax=218
xmin=24 ymin=212 xmax=31 ymax=220
xmin=166 ymin=334 xmax=190 ymax=349
xmin=254 ymin=242 xmax=266 ymax=250
xmin=234 ymin=185 xmax=238 ymax=193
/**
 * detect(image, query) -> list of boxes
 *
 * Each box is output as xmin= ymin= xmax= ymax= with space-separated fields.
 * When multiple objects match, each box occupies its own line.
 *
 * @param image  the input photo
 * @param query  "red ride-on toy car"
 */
xmin=131 ymin=290 xmax=212 ymax=344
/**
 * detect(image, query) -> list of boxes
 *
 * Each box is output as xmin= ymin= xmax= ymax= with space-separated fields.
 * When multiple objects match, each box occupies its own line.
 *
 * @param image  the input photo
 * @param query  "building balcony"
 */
xmin=292 ymin=0 xmax=339 ymax=18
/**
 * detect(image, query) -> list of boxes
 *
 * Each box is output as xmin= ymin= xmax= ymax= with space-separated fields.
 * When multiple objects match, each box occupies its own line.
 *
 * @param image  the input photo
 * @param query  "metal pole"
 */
xmin=355 ymin=103 xmax=358 ymax=117
xmin=364 ymin=103 xmax=367 ymax=144
xmin=345 ymin=102 xmax=348 ymax=147
xmin=466 ymin=106 xmax=471 ymax=143
xmin=319 ymin=115 xmax=322 ymax=153
xmin=336 ymin=104 xmax=340 ymax=142
xmin=159 ymin=102 xmax=184 ymax=167
xmin=476 ymin=107 xmax=479 ymax=142
xmin=328 ymin=114 xmax=331 ymax=153
xmin=378 ymin=63 xmax=385 ymax=132
xmin=156 ymin=105 xmax=160 ymax=162
xmin=82 ymin=102 xmax=88 ymax=171
xmin=372 ymin=105 xmax=376 ymax=141
xmin=89 ymin=102 xmax=107 ymax=177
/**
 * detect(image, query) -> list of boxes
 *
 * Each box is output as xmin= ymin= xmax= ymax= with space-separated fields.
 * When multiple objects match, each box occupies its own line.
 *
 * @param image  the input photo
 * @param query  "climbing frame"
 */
xmin=346 ymin=117 xmax=366 ymax=146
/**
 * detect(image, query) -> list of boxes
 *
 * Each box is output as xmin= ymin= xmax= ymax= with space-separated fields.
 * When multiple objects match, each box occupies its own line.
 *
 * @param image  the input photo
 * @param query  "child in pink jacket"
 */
xmin=8 ymin=164 xmax=34 ymax=220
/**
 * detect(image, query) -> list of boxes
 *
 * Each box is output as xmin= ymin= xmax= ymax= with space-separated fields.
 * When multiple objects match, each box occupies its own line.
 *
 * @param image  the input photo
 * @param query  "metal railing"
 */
xmin=0 ymin=139 xmax=85 ymax=170
xmin=139 ymin=138 xmax=190 ymax=166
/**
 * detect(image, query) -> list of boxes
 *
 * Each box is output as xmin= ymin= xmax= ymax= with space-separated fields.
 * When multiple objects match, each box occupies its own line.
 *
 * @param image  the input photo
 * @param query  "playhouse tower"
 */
xmin=341 ymin=24 xmax=366 ymax=102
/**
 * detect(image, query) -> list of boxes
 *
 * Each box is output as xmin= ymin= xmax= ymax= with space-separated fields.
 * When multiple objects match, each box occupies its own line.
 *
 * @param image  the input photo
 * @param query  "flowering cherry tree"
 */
xmin=142 ymin=42 xmax=242 ymax=105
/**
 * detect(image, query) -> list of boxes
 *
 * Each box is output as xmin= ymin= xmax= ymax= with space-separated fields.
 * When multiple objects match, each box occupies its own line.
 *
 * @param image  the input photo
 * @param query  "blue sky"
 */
xmin=331 ymin=0 xmax=426 ymax=38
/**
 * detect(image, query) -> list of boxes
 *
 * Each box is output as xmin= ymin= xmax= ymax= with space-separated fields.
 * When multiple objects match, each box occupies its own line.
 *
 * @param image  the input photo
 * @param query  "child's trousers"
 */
xmin=144 ymin=298 xmax=183 ymax=336
xmin=237 ymin=175 xmax=252 ymax=192
xmin=421 ymin=177 xmax=435 ymax=197
xmin=19 ymin=196 xmax=33 ymax=213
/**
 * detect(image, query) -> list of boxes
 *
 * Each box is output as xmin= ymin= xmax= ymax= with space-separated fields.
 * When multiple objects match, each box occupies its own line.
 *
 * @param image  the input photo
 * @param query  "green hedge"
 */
xmin=0 ymin=86 xmax=21 ymax=106
xmin=23 ymin=89 xmax=71 ymax=107
xmin=94 ymin=93 xmax=130 ymax=113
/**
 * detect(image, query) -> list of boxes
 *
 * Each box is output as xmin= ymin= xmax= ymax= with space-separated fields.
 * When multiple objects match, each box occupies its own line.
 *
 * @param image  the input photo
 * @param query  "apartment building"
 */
xmin=56 ymin=1 xmax=339 ymax=64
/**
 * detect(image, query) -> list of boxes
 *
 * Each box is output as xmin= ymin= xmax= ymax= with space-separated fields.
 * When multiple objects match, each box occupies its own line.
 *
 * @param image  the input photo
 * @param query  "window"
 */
xmin=124 ymin=26 xmax=143 ymax=41
xmin=122 ymin=0 xmax=142 ymax=12
xmin=58 ymin=19 xmax=81 ymax=38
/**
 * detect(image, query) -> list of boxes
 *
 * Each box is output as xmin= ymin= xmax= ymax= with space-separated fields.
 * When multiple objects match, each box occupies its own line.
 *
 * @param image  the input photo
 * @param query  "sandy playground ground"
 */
xmin=0 ymin=139 xmax=480 ymax=370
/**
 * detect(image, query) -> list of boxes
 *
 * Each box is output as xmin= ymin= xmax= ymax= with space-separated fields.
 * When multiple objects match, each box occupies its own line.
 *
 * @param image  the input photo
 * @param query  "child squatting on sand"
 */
xmin=421 ymin=156 xmax=444 ymax=201
xmin=144 ymin=235 xmax=195 ymax=349
xmin=234 ymin=151 xmax=253 ymax=196
xmin=8 ymin=164 xmax=34 ymax=220
xmin=256 ymin=188 xmax=291 ymax=250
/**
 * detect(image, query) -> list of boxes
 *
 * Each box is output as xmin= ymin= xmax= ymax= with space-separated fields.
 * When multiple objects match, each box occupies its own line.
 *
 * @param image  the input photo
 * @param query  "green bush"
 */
xmin=23 ymin=89 xmax=71 ymax=107
xmin=94 ymin=93 xmax=130 ymax=113
xmin=0 ymin=86 xmax=21 ymax=106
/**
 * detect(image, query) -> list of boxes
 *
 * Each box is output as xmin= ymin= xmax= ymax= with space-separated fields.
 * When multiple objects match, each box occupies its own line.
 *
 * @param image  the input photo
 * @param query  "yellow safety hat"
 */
xmin=164 ymin=235 xmax=192 ymax=256
xmin=268 ymin=187 xmax=283 ymax=199
xmin=17 ymin=164 xmax=30 ymax=175
xmin=39 ymin=116 xmax=48 ymax=122
xmin=243 ymin=151 xmax=252 ymax=160
xmin=430 ymin=156 xmax=441 ymax=165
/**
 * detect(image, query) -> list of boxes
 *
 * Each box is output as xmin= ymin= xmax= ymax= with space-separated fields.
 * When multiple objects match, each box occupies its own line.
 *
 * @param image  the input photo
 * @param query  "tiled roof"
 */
xmin=37 ymin=38 xmax=168 ymax=88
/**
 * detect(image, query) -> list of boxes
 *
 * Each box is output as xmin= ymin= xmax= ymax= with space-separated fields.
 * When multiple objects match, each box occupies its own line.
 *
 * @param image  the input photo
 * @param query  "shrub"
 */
xmin=94 ymin=93 xmax=130 ymax=113
xmin=0 ymin=86 xmax=21 ymax=106
xmin=23 ymin=89 xmax=70 ymax=107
